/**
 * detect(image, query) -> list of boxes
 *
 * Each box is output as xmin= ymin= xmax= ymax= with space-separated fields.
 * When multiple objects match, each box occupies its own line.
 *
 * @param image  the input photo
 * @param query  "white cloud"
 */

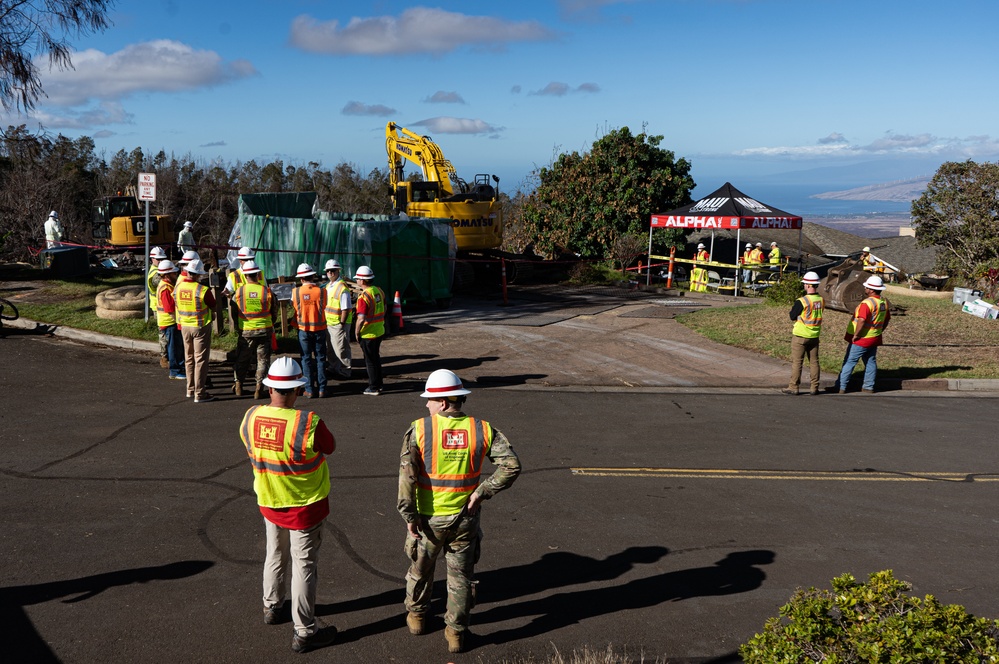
xmin=425 ymin=91 xmax=465 ymax=104
xmin=289 ymin=8 xmax=555 ymax=55
xmin=736 ymin=132 xmax=999 ymax=160
xmin=200 ymin=140 xmax=227 ymax=148
xmin=409 ymin=117 xmax=502 ymax=135
xmin=342 ymin=101 xmax=397 ymax=116
xmin=38 ymin=40 xmax=258 ymax=107
xmin=30 ymin=101 xmax=134 ymax=129
xmin=532 ymin=82 xmax=571 ymax=96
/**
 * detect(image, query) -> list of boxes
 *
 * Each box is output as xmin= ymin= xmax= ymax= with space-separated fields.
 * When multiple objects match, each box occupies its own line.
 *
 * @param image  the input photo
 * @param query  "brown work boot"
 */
xmin=233 ymin=382 xmax=243 ymax=397
xmin=444 ymin=626 xmax=464 ymax=653
xmin=406 ymin=611 xmax=426 ymax=635
xmin=160 ymin=357 xmax=169 ymax=368
xmin=254 ymin=383 xmax=265 ymax=400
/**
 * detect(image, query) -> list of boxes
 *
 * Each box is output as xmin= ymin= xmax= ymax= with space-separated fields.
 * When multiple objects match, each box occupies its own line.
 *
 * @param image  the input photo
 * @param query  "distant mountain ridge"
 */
xmin=812 ymin=176 xmax=930 ymax=202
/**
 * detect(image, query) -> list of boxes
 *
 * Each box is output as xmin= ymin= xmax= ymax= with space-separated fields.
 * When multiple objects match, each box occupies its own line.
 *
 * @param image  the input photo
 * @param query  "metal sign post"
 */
xmin=138 ymin=173 xmax=156 ymax=322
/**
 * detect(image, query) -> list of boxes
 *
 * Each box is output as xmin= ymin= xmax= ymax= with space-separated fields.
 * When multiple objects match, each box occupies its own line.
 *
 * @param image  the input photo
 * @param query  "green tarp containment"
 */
xmin=226 ymin=192 xmax=454 ymax=303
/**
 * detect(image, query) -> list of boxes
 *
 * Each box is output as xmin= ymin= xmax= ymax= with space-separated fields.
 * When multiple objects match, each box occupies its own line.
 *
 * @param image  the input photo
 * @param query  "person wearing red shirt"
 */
xmin=836 ymin=275 xmax=891 ymax=394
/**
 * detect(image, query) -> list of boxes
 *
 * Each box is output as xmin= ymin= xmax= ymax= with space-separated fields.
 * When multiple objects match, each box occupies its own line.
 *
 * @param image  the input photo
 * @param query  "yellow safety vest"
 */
xmin=357 ymin=286 xmax=386 ymax=338
xmin=792 ymin=294 xmax=824 ymax=338
xmin=769 ymin=247 xmax=781 ymax=265
xmin=147 ymin=264 xmax=159 ymax=300
xmin=155 ymin=280 xmax=176 ymax=328
xmin=174 ymin=279 xmax=213 ymax=328
xmin=325 ymin=279 xmax=354 ymax=325
xmin=847 ymin=296 xmax=888 ymax=340
xmin=413 ymin=414 xmax=493 ymax=516
xmin=234 ymin=282 xmax=273 ymax=332
xmin=240 ymin=405 xmax=329 ymax=509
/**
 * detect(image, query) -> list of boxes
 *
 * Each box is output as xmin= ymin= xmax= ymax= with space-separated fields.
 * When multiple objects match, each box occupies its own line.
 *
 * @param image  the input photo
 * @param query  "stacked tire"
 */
xmin=95 ymin=285 xmax=147 ymax=320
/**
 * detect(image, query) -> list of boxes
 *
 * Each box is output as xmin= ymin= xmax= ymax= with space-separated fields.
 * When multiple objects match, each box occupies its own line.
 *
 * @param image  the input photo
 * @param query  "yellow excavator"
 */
xmin=385 ymin=121 xmax=502 ymax=252
xmin=91 ymin=186 xmax=174 ymax=248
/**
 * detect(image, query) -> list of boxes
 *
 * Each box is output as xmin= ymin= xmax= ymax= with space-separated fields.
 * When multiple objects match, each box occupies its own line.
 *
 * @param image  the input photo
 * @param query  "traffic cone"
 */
xmin=392 ymin=291 xmax=405 ymax=332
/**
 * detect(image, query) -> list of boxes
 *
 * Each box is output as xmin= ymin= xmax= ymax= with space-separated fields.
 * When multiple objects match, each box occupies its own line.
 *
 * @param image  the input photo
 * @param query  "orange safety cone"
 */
xmin=392 ymin=291 xmax=405 ymax=331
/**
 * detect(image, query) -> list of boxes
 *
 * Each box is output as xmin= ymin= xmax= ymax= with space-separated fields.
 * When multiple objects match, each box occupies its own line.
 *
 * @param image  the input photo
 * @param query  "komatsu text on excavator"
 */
xmin=385 ymin=121 xmax=502 ymax=252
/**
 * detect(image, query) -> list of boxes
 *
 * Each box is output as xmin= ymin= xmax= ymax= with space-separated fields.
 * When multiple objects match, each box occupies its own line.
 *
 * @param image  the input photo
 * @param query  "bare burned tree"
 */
xmin=0 ymin=0 xmax=114 ymax=111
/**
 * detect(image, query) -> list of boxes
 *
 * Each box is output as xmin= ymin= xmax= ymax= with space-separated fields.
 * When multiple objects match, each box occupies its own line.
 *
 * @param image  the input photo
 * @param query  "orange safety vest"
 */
xmin=292 ymin=283 xmax=327 ymax=332
xmin=847 ymin=296 xmax=888 ymax=340
xmin=233 ymin=282 xmax=273 ymax=332
xmin=239 ymin=405 xmax=329 ymax=509
xmin=413 ymin=414 xmax=494 ymax=516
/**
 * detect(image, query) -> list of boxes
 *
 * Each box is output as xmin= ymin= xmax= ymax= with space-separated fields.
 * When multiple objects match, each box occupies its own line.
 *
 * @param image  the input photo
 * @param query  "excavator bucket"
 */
xmin=819 ymin=257 xmax=868 ymax=313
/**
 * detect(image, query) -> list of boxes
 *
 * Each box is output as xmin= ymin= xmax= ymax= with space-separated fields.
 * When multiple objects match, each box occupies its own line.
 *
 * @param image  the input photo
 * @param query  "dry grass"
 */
xmin=493 ymin=644 xmax=668 ymax=664
xmin=677 ymin=293 xmax=999 ymax=379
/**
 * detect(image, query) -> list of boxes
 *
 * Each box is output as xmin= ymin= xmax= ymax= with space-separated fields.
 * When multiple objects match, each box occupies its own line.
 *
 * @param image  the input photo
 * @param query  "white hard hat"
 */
xmin=149 ymin=246 xmax=167 ymax=260
xmin=49 ymin=210 xmax=58 ymax=218
xmin=324 ymin=259 xmax=341 ymax=271
xmin=354 ymin=265 xmax=375 ymax=280
xmin=237 ymin=246 xmax=255 ymax=260
xmin=157 ymin=259 xmax=178 ymax=274
xmin=862 ymin=246 xmax=871 ymax=252
xmin=296 ymin=263 xmax=316 ymax=278
xmin=755 ymin=242 xmax=762 ymax=247
xmin=241 ymin=260 xmax=260 ymax=275
xmin=745 ymin=243 xmax=752 ymax=249
xmin=801 ymin=271 xmax=820 ymax=285
xmin=696 ymin=243 xmax=705 ymax=249
xmin=863 ymin=275 xmax=886 ymax=291
xmin=183 ymin=220 xmax=193 ymax=228
xmin=770 ymin=241 xmax=777 ymax=246
xmin=262 ymin=356 xmax=307 ymax=389
xmin=420 ymin=369 xmax=471 ymax=398
xmin=185 ymin=258 xmax=207 ymax=275
xmin=178 ymin=249 xmax=198 ymax=265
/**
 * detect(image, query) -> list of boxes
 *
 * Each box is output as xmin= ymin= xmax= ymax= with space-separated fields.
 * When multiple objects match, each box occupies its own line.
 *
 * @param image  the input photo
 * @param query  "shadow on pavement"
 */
xmin=0 ymin=323 xmax=56 ymax=336
xmin=1 ymin=560 xmax=215 ymax=663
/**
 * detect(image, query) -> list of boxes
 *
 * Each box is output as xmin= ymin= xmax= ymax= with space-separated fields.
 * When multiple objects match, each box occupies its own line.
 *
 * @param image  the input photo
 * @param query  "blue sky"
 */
xmin=9 ymin=0 xmax=999 ymax=197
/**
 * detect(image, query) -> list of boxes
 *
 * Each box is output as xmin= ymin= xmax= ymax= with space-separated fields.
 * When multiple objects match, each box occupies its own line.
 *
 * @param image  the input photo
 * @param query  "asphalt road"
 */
xmin=2 ymin=327 xmax=998 ymax=663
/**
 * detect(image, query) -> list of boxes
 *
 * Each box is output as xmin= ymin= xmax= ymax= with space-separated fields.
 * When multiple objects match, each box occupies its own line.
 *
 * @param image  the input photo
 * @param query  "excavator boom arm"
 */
xmin=386 ymin=122 xmax=457 ymax=196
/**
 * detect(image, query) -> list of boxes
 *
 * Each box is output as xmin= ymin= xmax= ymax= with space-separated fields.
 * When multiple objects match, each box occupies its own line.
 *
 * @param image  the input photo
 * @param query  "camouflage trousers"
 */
xmin=233 ymin=329 xmax=271 ymax=386
xmin=404 ymin=512 xmax=482 ymax=631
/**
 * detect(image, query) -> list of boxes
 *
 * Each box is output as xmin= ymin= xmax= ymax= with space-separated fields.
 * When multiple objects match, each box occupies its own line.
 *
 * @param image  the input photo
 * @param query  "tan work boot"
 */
xmin=160 ymin=357 xmax=169 ymax=369
xmin=406 ymin=612 xmax=425 ymax=635
xmin=233 ymin=382 xmax=243 ymax=397
xmin=444 ymin=626 xmax=464 ymax=653
xmin=254 ymin=383 xmax=265 ymax=400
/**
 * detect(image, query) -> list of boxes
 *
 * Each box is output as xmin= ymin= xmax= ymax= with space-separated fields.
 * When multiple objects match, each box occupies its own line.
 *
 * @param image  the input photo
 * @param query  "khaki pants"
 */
xmin=181 ymin=323 xmax=212 ymax=399
xmin=788 ymin=335 xmax=820 ymax=393
xmin=326 ymin=323 xmax=352 ymax=378
xmin=263 ymin=519 xmax=323 ymax=638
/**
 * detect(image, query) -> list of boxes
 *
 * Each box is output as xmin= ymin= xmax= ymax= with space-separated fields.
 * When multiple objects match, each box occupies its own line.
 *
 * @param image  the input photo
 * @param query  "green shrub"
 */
xmin=740 ymin=570 xmax=999 ymax=663
xmin=764 ymin=272 xmax=804 ymax=306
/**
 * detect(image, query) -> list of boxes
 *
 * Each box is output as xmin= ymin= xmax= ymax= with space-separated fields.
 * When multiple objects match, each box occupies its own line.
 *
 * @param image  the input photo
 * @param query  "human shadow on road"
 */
xmin=0 ymin=560 xmax=215 ymax=663
xmin=317 ymin=546 xmax=669 ymax=645
xmin=0 ymin=323 xmax=56 ymax=336
xmin=473 ymin=549 xmax=775 ymax=645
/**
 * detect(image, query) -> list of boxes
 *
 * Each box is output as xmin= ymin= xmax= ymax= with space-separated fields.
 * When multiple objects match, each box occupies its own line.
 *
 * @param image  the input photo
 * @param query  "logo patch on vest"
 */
xmin=441 ymin=429 xmax=468 ymax=449
xmin=254 ymin=417 xmax=287 ymax=452
xmin=178 ymin=290 xmax=193 ymax=303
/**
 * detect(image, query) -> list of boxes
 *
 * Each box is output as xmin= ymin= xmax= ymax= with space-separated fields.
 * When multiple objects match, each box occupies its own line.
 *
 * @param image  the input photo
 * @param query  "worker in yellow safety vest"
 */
xmin=353 ymin=265 xmax=386 ymax=396
xmin=836 ymin=275 xmax=890 ymax=394
xmin=741 ymin=243 xmax=754 ymax=284
xmin=232 ymin=260 xmax=276 ymax=399
xmin=398 ymin=369 xmax=521 ymax=654
xmin=174 ymin=258 xmax=216 ymax=402
xmin=155 ymin=260 xmax=185 ymax=381
xmin=781 ymin=271 xmax=824 ymax=395
xmin=239 ymin=356 xmax=339 ymax=654
xmin=689 ymin=243 xmax=710 ymax=292
xmin=323 ymin=259 xmax=353 ymax=380
xmin=768 ymin=241 xmax=782 ymax=265
xmin=147 ymin=246 xmax=168 ymax=366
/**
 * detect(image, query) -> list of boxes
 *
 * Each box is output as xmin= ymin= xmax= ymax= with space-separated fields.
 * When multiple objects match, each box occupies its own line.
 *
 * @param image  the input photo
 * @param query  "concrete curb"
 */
xmin=4 ymin=317 xmax=229 ymax=362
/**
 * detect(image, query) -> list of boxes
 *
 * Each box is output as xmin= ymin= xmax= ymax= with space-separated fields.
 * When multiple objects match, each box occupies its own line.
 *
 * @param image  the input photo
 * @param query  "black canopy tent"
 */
xmin=649 ymin=182 xmax=803 ymax=294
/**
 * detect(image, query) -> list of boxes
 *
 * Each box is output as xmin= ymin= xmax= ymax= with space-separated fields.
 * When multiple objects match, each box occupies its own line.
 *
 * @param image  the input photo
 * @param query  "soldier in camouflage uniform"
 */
xmin=398 ymin=369 xmax=521 ymax=654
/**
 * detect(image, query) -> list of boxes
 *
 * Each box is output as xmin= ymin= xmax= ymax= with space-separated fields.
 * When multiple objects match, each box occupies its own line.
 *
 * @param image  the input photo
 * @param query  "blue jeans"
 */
xmin=837 ymin=343 xmax=878 ymax=391
xmin=298 ymin=330 xmax=327 ymax=395
xmin=162 ymin=324 xmax=185 ymax=377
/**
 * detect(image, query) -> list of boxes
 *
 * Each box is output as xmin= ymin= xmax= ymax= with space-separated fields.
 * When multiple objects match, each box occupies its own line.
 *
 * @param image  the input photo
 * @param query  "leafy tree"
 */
xmin=910 ymin=160 xmax=999 ymax=280
xmin=0 ymin=0 xmax=114 ymax=111
xmin=518 ymin=127 xmax=694 ymax=259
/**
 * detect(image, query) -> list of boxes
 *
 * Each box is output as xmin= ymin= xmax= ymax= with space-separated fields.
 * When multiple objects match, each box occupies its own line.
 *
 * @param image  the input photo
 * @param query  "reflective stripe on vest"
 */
xmin=174 ymin=279 xmax=212 ymax=328
xmin=234 ymin=283 xmax=273 ymax=331
xmin=792 ymin=294 xmax=823 ymax=338
xmin=292 ymin=283 xmax=327 ymax=332
xmin=239 ymin=405 xmax=329 ymax=509
xmin=147 ymin=264 xmax=158 ymax=299
xmin=694 ymin=250 xmax=709 ymax=263
xmin=847 ymin=296 xmax=887 ymax=339
xmin=325 ymin=279 xmax=354 ymax=325
xmin=769 ymin=248 xmax=781 ymax=264
xmin=413 ymin=415 xmax=493 ymax=516
xmin=358 ymin=286 xmax=385 ymax=338
xmin=155 ymin=280 xmax=176 ymax=328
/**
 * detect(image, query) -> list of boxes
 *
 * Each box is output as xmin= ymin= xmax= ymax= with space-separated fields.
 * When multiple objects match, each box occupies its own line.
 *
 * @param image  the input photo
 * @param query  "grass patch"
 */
xmin=677 ymin=293 xmax=999 ymax=380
